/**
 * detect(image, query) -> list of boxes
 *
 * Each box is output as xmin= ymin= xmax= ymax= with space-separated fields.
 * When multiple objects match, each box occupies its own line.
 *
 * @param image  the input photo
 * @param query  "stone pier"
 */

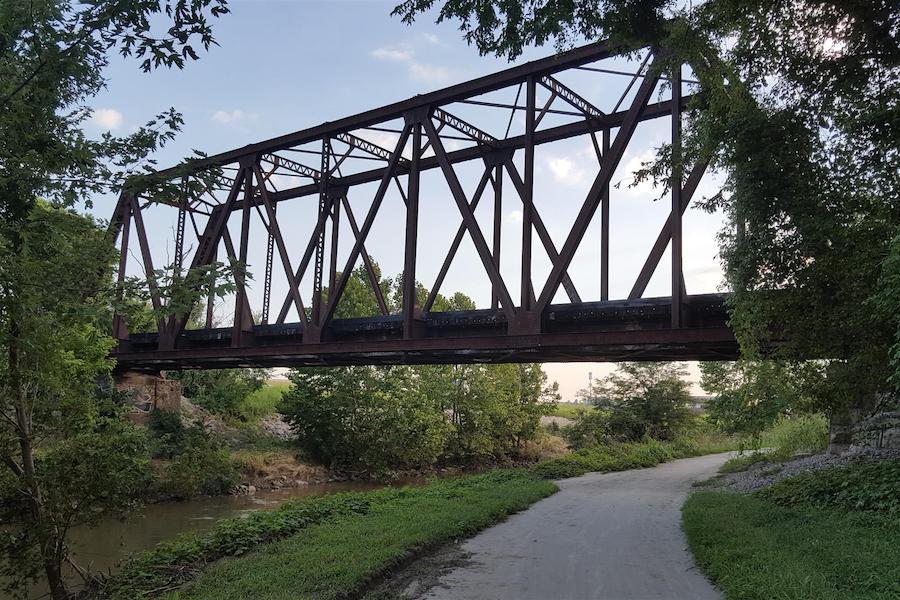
xmin=116 ymin=372 xmax=182 ymax=425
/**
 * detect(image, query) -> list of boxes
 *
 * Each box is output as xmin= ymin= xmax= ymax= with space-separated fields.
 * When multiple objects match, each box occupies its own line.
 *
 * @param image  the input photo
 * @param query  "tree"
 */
xmin=699 ymin=361 xmax=816 ymax=441
xmin=392 ymin=0 xmax=900 ymax=444
xmin=595 ymin=363 xmax=693 ymax=441
xmin=0 ymin=204 xmax=155 ymax=599
xmin=1 ymin=3 xmax=229 ymax=597
xmin=279 ymin=366 xmax=449 ymax=474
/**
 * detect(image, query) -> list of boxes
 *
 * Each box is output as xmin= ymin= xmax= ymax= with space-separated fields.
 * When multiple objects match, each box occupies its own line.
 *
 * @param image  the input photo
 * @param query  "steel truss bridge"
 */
xmin=109 ymin=41 xmax=738 ymax=372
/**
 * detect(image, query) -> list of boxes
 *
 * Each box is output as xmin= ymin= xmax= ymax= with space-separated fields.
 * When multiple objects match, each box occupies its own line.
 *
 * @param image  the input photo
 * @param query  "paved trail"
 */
xmin=417 ymin=453 xmax=731 ymax=600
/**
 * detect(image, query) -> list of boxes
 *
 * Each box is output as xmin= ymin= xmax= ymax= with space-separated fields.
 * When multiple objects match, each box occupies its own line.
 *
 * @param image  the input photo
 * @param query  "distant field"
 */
xmin=237 ymin=380 xmax=293 ymax=421
xmin=546 ymin=402 xmax=592 ymax=419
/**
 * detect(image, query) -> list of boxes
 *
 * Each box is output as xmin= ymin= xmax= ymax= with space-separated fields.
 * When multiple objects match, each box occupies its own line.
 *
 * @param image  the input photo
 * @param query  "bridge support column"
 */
xmin=115 ymin=372 xmax=181 ymax=425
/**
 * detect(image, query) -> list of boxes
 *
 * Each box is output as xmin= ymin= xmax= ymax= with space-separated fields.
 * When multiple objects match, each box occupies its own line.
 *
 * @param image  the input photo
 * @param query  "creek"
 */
xmin=18 ymin=481 xmax=394 ymax=600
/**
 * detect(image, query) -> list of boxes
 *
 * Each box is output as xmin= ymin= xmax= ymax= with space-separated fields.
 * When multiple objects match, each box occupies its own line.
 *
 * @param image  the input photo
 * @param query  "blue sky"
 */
xmin=86 ymin=0 xmax=727 ymax=399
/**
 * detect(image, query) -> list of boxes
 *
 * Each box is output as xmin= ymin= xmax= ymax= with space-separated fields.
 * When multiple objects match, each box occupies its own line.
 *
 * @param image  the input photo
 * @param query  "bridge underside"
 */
xmin=114 ymin=294 xmax=737 ymax=371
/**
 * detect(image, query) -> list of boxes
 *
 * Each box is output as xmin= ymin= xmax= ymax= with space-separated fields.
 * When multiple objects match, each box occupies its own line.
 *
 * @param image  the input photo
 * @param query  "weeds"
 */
xmin=758 ymin=459 xmax=900 ymax=514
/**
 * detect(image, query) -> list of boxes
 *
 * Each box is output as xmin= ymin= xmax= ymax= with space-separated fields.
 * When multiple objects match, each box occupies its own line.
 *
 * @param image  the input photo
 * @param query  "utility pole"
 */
xmin=587 ymin=371 xmax=593 ymax=404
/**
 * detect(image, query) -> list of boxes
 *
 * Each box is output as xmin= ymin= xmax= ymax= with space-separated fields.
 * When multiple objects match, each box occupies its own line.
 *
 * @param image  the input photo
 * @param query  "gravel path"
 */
xmin=408 ymin=453 xmax=732 ymax=600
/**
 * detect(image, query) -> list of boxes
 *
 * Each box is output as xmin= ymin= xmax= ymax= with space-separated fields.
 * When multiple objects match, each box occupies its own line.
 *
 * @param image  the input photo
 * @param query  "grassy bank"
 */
xmin=232 ymin=380 xmax=292 ymax=423
xmin=532 ymin=435 xmax=736 ymax=479
xmin=94 ymin=471 xmax=556 ymax=600
xmin=683 ymin=491 xmax=900 ymax=600
xmin=93 ymin=438 xmax=732 ymax=599
xmin=684 ymin=460 xmax=900 ymax=600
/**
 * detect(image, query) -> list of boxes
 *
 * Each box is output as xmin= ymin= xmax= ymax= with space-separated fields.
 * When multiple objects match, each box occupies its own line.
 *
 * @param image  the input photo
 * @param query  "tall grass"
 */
xmin=759 ymin=414 xmax=828 ymax=459
xmin=234 ymin=381 xmax=292 ymax=423
xmin=720 ymin=414 xmax=829 ymax=473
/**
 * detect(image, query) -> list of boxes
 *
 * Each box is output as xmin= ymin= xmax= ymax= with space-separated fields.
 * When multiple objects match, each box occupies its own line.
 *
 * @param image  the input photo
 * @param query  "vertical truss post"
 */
xmin=262 ymin=203 xmax=275 ymax=324
xmin=671 ymin=65 xmax=683 ymax=328
xmin=112 ymin=202 xmax=131 ymax=341
xmin=328 ymin=190 xmax=340 ymax=297
xmin=232 ymin=160 xmax=255 ymax=347
xmin=309 ymin=139 xmax=331 ymax=341
xmin=403 ymin=115 xmax=423 ymax=338
xmin=491 ymin=164 xmax=502 ymax=311
xmin=600 ymin=129 xmax=610 ymax=301
xmin=522 ymin=74 xmax=536 ymax=312
xmin=206 ymin=246 xmax=217 ymax=329
xmin=174 ymin=176 xmax=187 ymax=275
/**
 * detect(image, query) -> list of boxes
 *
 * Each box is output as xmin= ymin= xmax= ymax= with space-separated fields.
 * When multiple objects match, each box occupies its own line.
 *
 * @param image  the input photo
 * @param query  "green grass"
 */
xmin=97 ymin=437 xmax=736 ymax=599
xmin=683 ymin=490 xmax=900 ymax=600
xmin=233 ymin=381 xmax=292 ymax=422
xmin=169 ymin=471 xmax=555 ymax=600
xmin=757 ymin=414 xmax=828 ymax=458
xmin=96 ymin=471 xmax=556 ymax=600
xmin=531 ymin=436 xmax=735 ymax=479
xmin=545 ymin=402 xmax=592 ymax=419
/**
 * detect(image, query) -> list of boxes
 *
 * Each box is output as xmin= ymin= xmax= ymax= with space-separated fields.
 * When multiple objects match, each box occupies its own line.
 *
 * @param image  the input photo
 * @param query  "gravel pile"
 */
xmin=713 ymin=447 xmax=900 ymax=493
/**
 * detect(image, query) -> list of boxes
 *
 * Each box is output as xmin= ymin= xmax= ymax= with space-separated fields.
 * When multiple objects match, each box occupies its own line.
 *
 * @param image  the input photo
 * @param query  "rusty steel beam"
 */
xmin=536 ymin=57 xmax=661 ymax=313
xmin=144 ymin=42 xmax=616 ymax=179
xmin=540 ymin=75 xmax=604 ymax=118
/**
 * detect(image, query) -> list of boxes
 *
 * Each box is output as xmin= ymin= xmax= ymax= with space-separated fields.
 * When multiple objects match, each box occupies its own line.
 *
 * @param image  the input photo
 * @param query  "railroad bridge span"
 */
xmin=108 ymin=41 xmax=738 ymax=372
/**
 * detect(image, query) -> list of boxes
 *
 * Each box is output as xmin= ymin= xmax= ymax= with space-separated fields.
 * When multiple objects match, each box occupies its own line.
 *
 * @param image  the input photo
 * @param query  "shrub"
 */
xmin=157 ymin=445 xmax=239 ymax=499
xmin=758 ymin=459 xmax=900 ymax=514
xmin=147 ymin=409 xmax=210 ymax=459
xmin=759 ymin=413 xmax=828 ymax=459
xmin=170 ymin=368 xmax=269 ymax=415
xmin=280 ymin=363 xmax=556 ymax=474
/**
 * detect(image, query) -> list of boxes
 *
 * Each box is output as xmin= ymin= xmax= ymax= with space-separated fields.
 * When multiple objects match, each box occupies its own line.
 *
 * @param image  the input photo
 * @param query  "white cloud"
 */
xmin=409 ymin=63 xmax=451 ymax=83
xmin=546 ymin=157 xmax=586 ymax=185
xmin=212 ymin=109 xmax=246 ymax=124
xmin=370 ymin=47 xmax=413 ymax=62
xmin=369 ymin=43 xmax=451 ymax=84
xmin=91 ymin=108 xmax=123 ymax=130
xmin=617 ymin=150 xmax=661 ymax=196
xmin=507 ymin=209 xmax=523 ymax=224
xmin=422 ymin=33 xmax=441 ymax=45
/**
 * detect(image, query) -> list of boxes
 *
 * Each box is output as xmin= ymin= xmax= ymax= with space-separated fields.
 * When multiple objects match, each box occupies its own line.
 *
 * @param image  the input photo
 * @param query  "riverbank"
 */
xmin=683 ymin=455 xmax=900 ymax=600
xmin=85 ymin=437 xmax=736 ymax=599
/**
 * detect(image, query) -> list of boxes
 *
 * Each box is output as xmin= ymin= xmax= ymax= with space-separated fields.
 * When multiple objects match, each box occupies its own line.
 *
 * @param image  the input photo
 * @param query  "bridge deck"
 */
xmin=113 ymin=294 xmax=737 ymax=371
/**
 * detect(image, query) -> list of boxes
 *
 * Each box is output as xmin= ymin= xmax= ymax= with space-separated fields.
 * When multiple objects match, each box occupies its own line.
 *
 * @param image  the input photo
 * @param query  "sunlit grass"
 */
xmin=545 ymin=402 xmax=592 ymax=419
xmin=234 ymin=381 xmax=292 ymax=422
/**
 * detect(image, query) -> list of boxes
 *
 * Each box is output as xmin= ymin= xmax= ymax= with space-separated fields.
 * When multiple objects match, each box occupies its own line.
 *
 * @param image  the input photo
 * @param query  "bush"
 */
xmin=157 ymin=445 xmax=239 ymax=499
xmin=565 ymin=363 xmax=695 ymax=447
xmin=148 ymin=409 xmax=212 ymax=459
xmin=530 ymin=439 xmax=679 ymax=479
xmin=280 ymin=363 xmax=556 ymax=474
xmin=758 ymin=459 xmax=900 ymax=514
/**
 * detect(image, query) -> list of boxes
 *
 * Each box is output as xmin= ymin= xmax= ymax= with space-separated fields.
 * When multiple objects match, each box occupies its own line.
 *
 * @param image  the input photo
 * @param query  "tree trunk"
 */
xmin=10 ymin=319 xmax=69 ymax=600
